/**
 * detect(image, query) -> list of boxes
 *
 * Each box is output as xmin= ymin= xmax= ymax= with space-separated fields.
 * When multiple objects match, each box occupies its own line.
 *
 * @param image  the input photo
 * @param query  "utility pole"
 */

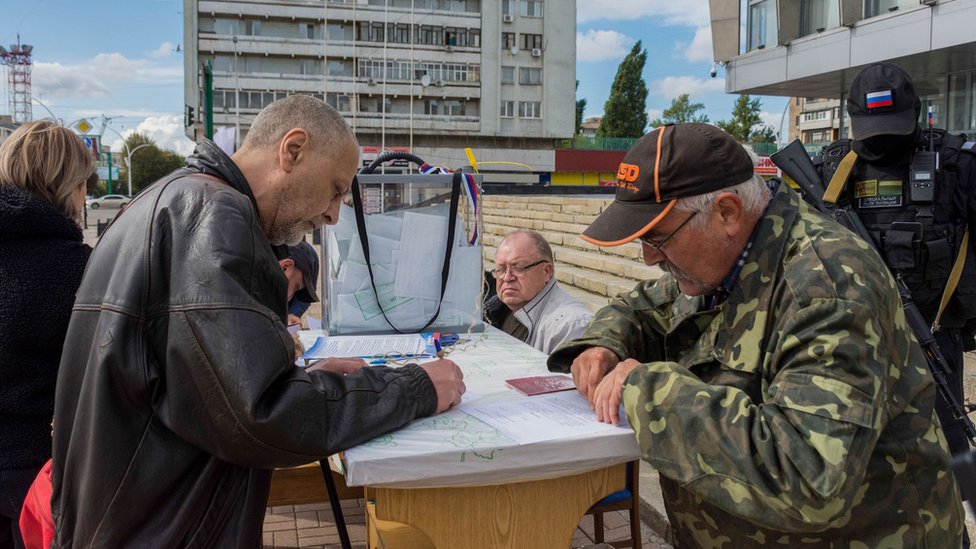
xmin=106 ymin=151 xmax=113 ymax=194
xmin=204 ymin=60 xmax=214 ymax=139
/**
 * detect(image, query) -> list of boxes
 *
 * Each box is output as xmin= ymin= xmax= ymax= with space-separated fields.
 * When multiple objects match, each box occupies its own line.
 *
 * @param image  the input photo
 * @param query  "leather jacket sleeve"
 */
xmin=137 ymin=179 xmax=436 ymax=468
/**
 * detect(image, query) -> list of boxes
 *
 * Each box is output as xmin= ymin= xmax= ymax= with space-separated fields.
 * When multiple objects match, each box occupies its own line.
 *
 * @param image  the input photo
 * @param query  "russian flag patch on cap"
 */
xmin=866 ymin=89 xmax=894 ymax=110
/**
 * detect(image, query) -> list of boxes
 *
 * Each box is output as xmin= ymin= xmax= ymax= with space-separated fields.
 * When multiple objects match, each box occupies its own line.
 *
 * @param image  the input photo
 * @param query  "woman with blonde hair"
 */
xmin=0 ymin=120 xmax=93 ymax=549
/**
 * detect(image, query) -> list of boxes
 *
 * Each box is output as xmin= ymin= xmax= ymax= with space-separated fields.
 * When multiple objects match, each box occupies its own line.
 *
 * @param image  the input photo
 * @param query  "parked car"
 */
xmin=89 ymin=194 xmax=130 ymax=209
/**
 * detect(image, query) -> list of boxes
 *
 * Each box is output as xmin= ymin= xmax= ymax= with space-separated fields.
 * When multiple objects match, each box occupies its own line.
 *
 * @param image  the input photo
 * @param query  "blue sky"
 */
xmin=0 ymin=0 xmax=789 ymax=155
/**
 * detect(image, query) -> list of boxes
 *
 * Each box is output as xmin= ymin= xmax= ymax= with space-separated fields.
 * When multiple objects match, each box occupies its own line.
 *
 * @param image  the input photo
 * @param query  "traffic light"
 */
xmin=185 ymin=105 xmax=195 ymax=127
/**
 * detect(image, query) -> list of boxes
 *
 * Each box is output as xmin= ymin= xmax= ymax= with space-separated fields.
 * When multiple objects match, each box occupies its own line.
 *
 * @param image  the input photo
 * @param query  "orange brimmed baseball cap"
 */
xmin=582 ymin=123 xmax=755 ymax=247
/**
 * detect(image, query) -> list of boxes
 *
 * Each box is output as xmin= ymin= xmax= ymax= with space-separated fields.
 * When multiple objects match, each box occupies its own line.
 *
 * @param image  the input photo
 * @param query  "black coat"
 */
xmin=52 ymin=140 xmax=437 ymax=548
xmin=0 ymin=185 xmax=90 ymax=471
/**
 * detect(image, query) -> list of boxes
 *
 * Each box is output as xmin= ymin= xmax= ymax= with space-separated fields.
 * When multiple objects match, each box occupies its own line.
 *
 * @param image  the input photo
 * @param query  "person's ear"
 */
xmin=713 ymin=192 xmax=744 ymax=238
xmin=279 ymin=258 xmax=295 ymax=271
xmin=543 ymin=261 xmax=554 ymax=281
xmin=278 ymin=129 xmax=310 ymax=174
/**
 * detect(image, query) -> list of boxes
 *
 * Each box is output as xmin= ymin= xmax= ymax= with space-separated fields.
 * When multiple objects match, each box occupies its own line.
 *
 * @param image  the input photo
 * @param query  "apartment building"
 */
xmin=788 ymin=97 xmax=842 ymax=145
xmin=183 ymin=0 xmax=575 ymax=178
xmin=709 ymin=0 xmax=976 ymax=138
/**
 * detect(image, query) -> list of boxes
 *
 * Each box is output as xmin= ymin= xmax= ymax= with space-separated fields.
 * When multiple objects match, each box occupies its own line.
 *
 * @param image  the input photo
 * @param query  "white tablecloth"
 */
xmin=318 ymin=327 xmax=640 ymax=488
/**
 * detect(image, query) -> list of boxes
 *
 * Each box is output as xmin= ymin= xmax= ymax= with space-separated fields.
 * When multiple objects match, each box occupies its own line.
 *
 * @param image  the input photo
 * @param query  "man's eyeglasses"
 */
xmin=638 ymin=211 xmax=698 ymax=251
xmin=492 ymin=259 xmax=547 ymax=277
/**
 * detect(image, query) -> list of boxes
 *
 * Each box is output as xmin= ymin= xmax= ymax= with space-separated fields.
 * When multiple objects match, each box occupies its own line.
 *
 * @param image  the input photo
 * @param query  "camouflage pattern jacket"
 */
xmin=549 ymin=184 xmax=964 ymax=547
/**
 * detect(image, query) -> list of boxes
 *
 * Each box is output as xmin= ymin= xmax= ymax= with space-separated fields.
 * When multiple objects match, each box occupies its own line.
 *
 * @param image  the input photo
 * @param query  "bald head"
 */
xmin=239 ymin=94 xmax=355 ymax=158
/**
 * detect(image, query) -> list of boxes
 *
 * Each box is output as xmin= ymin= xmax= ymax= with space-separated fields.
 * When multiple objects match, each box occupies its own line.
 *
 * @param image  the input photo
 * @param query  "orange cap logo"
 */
xmin=616 ymin=163 xmax=640 ymax=192
xmin=617 ymin=163 xmax=640 ymax=182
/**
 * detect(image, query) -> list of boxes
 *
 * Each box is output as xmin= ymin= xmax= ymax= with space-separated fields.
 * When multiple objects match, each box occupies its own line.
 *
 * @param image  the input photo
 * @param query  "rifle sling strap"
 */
xmin=823 ymin=149 xmax=858 ymax=205
xmin=933 ymin=227 xmax=970 ymax=332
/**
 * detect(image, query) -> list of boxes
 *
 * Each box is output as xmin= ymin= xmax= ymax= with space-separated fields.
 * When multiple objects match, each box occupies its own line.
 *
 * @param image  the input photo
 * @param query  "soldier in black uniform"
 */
xmin=816 ymin=62 xmax=976 ymax=455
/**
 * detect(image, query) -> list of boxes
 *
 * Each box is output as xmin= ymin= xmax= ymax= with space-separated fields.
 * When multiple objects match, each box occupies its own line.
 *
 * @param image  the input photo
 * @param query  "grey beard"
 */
xmin=660 ymin=262 xmax=719 ymax=296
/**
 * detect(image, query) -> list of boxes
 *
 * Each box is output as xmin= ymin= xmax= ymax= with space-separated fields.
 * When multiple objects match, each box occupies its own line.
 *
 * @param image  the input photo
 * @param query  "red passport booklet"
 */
xmin=505 ymin=374 xmax=576 ymax=396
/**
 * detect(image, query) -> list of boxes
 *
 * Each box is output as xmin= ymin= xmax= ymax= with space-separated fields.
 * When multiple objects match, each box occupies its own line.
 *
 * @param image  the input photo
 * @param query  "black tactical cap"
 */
xmin=288 ymin=242 xmax=320 ymax=303
xmin=581 ymin=123 xmax=755 ymax=247
xmin=847 ymin=62 xmax=920 ymax=139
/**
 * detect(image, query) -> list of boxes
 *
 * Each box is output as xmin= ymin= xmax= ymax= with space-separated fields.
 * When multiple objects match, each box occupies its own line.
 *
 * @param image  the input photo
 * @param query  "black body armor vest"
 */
xmin=815 ymin=130 xmax=976 ymax=331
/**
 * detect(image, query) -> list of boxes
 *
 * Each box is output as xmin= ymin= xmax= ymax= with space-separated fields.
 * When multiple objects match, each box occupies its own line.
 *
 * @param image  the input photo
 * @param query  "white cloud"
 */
xmin=107 ymin=115 xmax=195 ymax=157
xmin=683 ymin=27 xmax=713 ymax=63
xmin=758 ymin=110 xmax=784 ymax=136
xmin=33 ymin=62 xmax=112 ymax=99
xmin=576 ymin=30 xmax=636 ymax=62
xmin=646 ymin=108 xmax=663 ymax=124
xmin=32 ymin=53 xmax=181 ymax=99
xmin=577 ymin=0 xmax=710 ymax=28
xmin=655 ymin=76 xmax=726 ymax=99
xmin=149 ymin=42 xmax=177 ymax=59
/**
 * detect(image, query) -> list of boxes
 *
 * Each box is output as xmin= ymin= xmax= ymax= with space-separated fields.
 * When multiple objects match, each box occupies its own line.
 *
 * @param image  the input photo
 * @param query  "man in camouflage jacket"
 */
xmin=548 ymin=123 xmax=964 ymax=547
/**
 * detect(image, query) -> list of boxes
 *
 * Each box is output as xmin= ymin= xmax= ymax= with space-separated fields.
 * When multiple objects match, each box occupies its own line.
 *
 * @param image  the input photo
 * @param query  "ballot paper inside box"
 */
xmin=321 ymin=173 xmax=484 ymax=335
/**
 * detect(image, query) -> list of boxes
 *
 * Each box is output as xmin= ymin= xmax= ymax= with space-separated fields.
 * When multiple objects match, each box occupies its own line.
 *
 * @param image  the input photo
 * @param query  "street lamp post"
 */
xmin=100 ymin=124 xmax=129 ymax=195
xmin=126 ymin=143 xmax=152 ymax=197
xmin=30 ymin=97 xmax=57 ymax=121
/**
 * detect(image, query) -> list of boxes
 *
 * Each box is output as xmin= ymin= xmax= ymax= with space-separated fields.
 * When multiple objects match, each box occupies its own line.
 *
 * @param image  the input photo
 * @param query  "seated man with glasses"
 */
xmin=546 ymin=123 xmax=964 ymax=546
xmin=485 ymin=229 xmax=592 ymax=354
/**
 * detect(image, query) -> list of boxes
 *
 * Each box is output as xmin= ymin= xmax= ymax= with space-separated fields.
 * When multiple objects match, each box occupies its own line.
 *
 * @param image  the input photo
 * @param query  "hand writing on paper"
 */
xmin=421 ymin=359 xmax=466 ymax=413
xmin=570 ymin=346 xmax=620 ymax=405
xmin=306 ymin=358 xmax=367 ymax=375
xmin=592 ymin=359 xmax=641 ymax=424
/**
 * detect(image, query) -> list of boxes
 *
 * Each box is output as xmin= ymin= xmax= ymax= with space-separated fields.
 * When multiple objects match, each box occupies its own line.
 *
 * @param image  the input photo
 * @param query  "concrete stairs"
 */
xmin=481 ymin=194 xmax=664 ymax=311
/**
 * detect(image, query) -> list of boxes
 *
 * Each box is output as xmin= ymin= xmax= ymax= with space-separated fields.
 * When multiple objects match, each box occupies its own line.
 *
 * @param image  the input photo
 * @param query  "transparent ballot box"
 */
xmin=321 ymin=172 xmax=484 ymax=335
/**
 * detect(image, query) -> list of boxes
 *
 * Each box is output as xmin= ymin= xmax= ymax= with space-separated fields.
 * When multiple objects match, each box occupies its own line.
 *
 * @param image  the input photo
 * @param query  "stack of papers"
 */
xmin=301 ymin=334 xmax=429 ymax=363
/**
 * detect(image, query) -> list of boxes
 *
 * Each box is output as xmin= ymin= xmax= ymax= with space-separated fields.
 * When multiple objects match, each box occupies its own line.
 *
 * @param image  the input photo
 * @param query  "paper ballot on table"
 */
xmin=301 ymin=334 xmax=429 ymax=361
xmin=461 ymin=391 xmax=630 ymax=445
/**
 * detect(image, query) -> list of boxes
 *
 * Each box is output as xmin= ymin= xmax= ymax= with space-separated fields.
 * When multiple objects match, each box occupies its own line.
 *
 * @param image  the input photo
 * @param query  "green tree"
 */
xmin=120 ymin=133 xmax=185 ymax=195
xmin=649 ymin=94 xmax=709 ymax=127
xmin=575 ymin=80 xmax=587 ymax=136
xmin=597 ymin=41 xmax=648 ymax=138
xmin=717 ymin=95 xmax=775 ymax=142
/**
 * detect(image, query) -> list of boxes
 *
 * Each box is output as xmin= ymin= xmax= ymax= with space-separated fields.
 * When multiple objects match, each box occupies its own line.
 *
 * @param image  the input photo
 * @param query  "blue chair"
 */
xmin=586 ymin=460 xmax=642 ymax=548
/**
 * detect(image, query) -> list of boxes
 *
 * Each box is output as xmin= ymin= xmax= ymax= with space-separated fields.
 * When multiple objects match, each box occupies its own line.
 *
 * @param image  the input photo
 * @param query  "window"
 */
xmin=747 ymin=0 xmax=777 ymax=51
xmin=864 ymin=0 xmax=898 ymax=18
xmin=424 ymin=99 xmax=440 ymax=115
xmin=518 ymin=101 xmax=541 ymax=119
xmin=357 ymin=22 xmax=385 ymax=42
xmin=391 ymin=24 xmax=411 ymax=44
xmin=214 ymin=18 xmax=240 ymax=35
xmin=325 ymin=92 xmax=349 ymax=112
xmin=327 ymin=23 xmax=351 ymax=41
xmin=245 ymin=20 xmax=261 ymax=36
xmin=500 ymin=100 xmax=515 ymax=118
xmin=359 ymin=97 xmax=392 ymax=113
xmin=444 ymin=100 xmax=465 ymax=116
xmin=303 ymin=23 xmax=315 ymax=39
xmin=502 ymin=32 xmax=517 ymax=50
xmin=947 ymin=70 xmax=976 ymax=134
xmin=520 ymin=33 xmax=543 ymax=50
xmin=328 ymin=60 xmax=352 ymax=77
xmin=801 ymin=110 xmax=829 ymax=122
xmin=501 ymin=66 xmax=515 ymax=84
xmin=501 ymin=0 xmax=514 ymax=15
xmin=518 ymin=67 xmax=542 ymax=85
xmin=799 ymin=0 xmax=836 ymax=36
xmin=520 ymin=0 xmax=543 ymax=17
